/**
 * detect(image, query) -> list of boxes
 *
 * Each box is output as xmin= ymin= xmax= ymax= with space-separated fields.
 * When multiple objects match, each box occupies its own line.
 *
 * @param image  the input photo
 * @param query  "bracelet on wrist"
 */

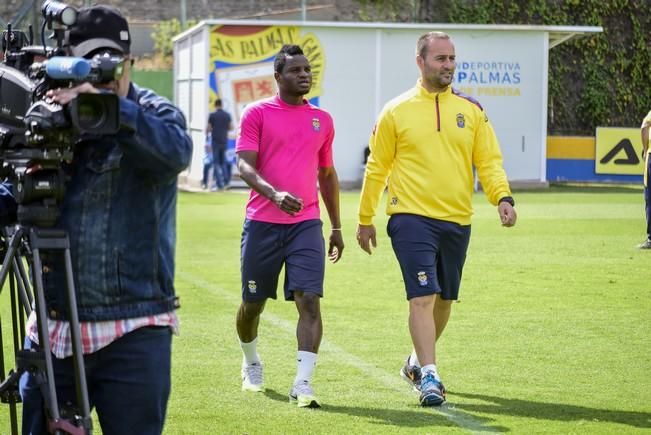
xmin=498 ymin=196 xmax=515 ymax=207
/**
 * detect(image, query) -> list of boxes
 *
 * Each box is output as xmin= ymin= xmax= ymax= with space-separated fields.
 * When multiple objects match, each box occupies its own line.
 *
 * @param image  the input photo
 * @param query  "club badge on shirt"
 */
xmin=312 ymin=117 xmax=321 ymax=132
xmin=456 ymin=113 xmax=465 ymax=128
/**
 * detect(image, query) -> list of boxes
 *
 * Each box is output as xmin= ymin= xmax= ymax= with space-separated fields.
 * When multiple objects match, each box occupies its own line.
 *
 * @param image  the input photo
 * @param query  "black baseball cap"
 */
xmin=67 ymin=5 xmax=131 ymax=57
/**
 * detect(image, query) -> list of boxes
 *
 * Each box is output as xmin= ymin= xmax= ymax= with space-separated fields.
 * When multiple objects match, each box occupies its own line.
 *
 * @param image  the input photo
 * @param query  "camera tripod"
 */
xmin=0 ymin=225 xmax=92 ymax=434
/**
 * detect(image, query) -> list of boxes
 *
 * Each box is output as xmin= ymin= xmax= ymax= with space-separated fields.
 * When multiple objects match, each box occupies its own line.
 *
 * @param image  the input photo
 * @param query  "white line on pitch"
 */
xmin=178 ymin=273 xmax=499 ymax=434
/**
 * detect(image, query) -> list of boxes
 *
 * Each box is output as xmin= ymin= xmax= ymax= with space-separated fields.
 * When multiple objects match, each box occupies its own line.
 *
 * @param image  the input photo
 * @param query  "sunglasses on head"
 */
xmin=85 ymin=50 xmax=133 ymax=82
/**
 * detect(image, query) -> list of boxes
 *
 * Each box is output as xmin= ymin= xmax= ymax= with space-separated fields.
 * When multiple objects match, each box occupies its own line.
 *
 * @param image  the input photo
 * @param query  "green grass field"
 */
xmin=2 ymin=187 xmax=651 ymax=434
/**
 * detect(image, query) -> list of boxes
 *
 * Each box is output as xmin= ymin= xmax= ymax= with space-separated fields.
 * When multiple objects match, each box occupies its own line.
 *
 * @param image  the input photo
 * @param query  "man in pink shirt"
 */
xmin=235 ymin=44 xmax=344 ymax=408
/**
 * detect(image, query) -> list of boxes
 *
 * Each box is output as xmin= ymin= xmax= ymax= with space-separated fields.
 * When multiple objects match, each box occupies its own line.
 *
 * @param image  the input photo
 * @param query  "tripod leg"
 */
xmin=0 ymin=228 xmax=32 ymax=435
xmin=0 ymin=227 xmax=25 ymax=296
xmin=13 ymin=256 xmax=34 ymax=316
xmin=8 ymin=273 xmax=21 ymax=434
xmin=0 ymin=315 xmax=20 ymax=435
xmin=27 ymin=243 xmax=62 ymax=425
xmin=1 ymin=226 xmax=93 ymax=434
xmin=29 ymin=228 xmax=92 ymax=433
xmin=0 ymin=230 xmax=41 ymax=435
xmin=62 ymin=247 xmax=92 ymax=430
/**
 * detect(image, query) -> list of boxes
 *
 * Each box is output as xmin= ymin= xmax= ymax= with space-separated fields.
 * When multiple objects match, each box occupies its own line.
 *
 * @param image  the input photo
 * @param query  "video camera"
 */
xmin=0 ymin=0 xmax=123 ymax=227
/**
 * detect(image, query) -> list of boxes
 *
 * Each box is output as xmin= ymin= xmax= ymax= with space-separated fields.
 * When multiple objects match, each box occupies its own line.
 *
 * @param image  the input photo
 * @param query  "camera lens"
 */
xmin=68 ymin=93 xmax=119 ymax=135
xmin=76 ymin=98 xmax=105 ymax=129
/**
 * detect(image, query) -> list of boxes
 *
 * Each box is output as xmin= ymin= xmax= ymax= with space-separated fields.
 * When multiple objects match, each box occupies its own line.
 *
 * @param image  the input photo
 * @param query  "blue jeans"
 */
xmin=212 ymin=146 xmax=226 ymax=189
xmin=20 ymin=326 xmax=172 ymax=435
xmin=222 ymin=158 xmax=232 ymax=186
xmin=202 ymin=159 xmax=213 ymax=187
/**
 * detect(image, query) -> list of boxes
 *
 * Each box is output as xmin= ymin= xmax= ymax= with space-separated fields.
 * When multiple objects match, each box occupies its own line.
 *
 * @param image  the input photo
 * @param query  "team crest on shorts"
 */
xmin=312 ymin=118 xmax=320 ymax=132
xmin=247 ymin=280 xmax=257 ymax=293
xmin=456 ymin=113 xmax=465 ymax=128
xmin=417 ymin=271 xmax=428 ymax=286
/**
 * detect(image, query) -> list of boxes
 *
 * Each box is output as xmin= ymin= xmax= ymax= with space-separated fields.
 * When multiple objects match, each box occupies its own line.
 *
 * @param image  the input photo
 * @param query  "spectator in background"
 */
xmin=639 ymin=110 xmax=651 ymax=249
xmin=206 ymin=99 xmax=233 ymax=191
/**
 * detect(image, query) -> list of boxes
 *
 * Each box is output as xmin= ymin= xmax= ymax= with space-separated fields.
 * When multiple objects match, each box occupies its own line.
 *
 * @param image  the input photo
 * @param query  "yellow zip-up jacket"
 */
xmin=642 ymin=110 xmax=651 ymax=187
xmin=359 ymin=80 xmax=512 ymax=226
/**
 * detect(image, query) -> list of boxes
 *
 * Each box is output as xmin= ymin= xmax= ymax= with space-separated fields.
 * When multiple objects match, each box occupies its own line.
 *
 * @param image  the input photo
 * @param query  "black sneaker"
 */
xmin=399 ymin=357 xmax=422 ymax=392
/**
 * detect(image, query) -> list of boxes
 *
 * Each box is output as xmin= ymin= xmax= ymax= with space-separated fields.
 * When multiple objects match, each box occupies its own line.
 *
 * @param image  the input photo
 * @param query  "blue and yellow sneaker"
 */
xmin=419 ymin=372 xmax=446 ymax=406
xmin=400 ymin=357 xmax=422 ymax=392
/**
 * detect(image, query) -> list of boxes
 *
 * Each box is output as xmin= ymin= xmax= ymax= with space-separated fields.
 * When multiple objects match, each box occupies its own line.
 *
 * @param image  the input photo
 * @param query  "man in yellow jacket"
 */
xmin=356 ymin=31 xmax=517 ymax=407
xmin=639 ymin=110 xmax=651 ymax=249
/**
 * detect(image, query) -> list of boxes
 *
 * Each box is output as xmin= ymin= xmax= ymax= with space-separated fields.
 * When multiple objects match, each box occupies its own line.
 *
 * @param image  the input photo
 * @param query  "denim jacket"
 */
xmin=41 ymin=83 xmax=192 ymax=321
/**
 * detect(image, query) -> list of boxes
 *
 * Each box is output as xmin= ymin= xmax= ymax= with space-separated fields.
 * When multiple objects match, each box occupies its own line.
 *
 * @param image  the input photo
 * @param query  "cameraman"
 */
xmin=18 ymin=5 xmax=192 ymax=435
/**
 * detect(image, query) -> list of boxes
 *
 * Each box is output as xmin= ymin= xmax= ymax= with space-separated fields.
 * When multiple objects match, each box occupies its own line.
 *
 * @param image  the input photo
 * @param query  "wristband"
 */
xmin=498 ymin=196 xmax=515 ymax=207
xmin=331 ymin=228 xmax=342 ymax=231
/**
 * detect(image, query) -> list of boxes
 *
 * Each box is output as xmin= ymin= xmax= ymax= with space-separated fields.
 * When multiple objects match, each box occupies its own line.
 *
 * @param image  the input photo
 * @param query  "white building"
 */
xmin=173 ymin=20 xmax=601 ymax=188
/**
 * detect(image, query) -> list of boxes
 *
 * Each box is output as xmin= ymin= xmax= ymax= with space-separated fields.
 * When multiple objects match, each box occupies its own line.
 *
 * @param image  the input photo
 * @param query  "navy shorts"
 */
xmin=241 ymin=219 xmax=325 ymax=302
xmin=387 ymin=214 xmax=471 ymax=301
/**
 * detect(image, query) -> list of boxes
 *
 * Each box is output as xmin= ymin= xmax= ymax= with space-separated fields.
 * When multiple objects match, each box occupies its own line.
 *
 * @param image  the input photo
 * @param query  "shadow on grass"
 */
xmin=263 ymin=389 xmax=488 ymax=430
xmin=263 ymin=388 xmax=289 ymax=403
xmin=452 ymin=391 xmax=651 ymax=429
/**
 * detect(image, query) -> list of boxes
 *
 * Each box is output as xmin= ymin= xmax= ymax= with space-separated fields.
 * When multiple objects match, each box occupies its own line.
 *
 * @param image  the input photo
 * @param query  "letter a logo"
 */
xmin=599 ymin=139 xmax=640 ymax=165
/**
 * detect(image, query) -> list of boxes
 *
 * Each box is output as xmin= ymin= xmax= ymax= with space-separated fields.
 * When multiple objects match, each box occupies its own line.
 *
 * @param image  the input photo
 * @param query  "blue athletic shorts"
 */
xmin=387 ymin=214 xmax=471 ymax=301
xmin=240 ymin=219 xmax=325 ymax=302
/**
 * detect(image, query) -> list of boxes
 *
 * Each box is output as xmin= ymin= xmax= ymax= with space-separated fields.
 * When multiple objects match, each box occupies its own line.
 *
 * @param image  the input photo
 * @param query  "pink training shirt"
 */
xmin=236 ymin=95 xmax=335 ymax=224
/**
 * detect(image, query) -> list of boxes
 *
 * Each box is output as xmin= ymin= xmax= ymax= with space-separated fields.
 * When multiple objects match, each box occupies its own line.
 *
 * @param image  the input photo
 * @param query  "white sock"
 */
xmin=408 ymin=350 xmax=421 ymax=367
xmin=421 ymin=364 xmax=440 ymax=380
xmin=294 ymin=351 xmax=317 ymax=385
xmin=240 ymin=337 xmax=261 ymax=366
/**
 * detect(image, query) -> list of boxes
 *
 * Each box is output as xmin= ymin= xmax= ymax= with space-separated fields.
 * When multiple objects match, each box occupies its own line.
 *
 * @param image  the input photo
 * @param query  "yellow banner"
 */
xmin=210 ymin=26 xmax=300 ymax=64
xmin=595 ymin=127 xmax=644 ymax=175
xmin=209 ymin=26 xmax=325 ymax=102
